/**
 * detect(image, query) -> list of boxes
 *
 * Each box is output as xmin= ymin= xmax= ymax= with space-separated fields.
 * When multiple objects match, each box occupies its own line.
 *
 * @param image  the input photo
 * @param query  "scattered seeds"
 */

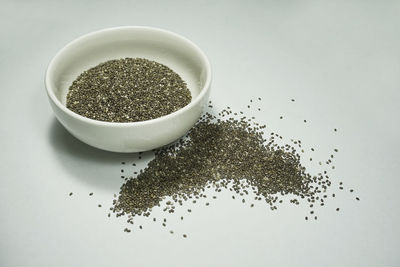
xmin=104 ymin=102 xmax=358 ymax=236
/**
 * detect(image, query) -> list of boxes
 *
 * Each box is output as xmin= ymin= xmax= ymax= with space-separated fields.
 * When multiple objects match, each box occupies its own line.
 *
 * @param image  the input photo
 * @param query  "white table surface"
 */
xmin=1 ymin=1 xmax=399 ymax=266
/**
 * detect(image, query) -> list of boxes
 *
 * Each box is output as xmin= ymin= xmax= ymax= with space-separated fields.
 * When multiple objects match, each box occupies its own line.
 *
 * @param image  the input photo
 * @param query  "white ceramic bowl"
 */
xmin=45 ymin=26 xmax=212 ymax=153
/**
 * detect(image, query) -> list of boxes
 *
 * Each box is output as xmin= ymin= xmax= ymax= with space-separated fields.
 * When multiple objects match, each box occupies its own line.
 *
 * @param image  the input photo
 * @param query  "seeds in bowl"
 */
xmin=66 ymin=57 xmax=191 ymax=122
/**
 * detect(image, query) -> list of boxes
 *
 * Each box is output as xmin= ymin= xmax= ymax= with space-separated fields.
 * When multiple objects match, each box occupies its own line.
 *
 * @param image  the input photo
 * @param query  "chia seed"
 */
xmin=66 ymin=58 xmax=191 ymax=122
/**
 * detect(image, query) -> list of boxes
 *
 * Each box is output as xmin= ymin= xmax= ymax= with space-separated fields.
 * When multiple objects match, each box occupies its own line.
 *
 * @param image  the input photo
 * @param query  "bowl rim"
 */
xmin=45 ymin=26 xmax=212 ymax=127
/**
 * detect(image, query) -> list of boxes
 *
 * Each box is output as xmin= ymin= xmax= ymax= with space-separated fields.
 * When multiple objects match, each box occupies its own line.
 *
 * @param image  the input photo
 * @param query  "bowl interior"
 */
xmin=47 ymin=27 xmax=209 ymax=107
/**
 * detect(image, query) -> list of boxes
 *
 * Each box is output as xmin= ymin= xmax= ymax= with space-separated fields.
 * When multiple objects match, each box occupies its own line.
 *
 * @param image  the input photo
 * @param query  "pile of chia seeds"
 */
xmin=107 ymin=100 xmax=359 ymax=235
xmin=66 ymin=58 xmax=191 ymax=122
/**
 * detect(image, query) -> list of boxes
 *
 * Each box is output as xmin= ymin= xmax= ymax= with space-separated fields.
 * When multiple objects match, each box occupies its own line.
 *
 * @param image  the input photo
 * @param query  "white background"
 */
xmin=1 ymin=1 xmax=399 ymax=266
